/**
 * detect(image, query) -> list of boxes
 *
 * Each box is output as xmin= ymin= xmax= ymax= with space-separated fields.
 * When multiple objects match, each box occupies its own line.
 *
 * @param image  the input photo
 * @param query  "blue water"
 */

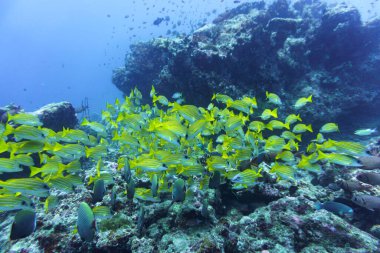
xmin=0 ymin=0 xmax=377 ymax=115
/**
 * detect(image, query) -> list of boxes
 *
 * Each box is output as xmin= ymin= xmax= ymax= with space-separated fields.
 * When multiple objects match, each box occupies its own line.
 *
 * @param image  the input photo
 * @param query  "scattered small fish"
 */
xmin=319 ymin=123 xmax=339 ymax=133
xmin=292 ymin=124 xmax=312 ymax=133
xmin=294 ymin=95 xmax=312 ymax=109
xmin=266 ymin=91 xmax=282 ymax=105
xmin=315 ymin=201 xmax=353 ymax=218
xmin=285 ymin=114 xmax=302 ymax=125
xmin=354 ymin=128 xmax=377 ymax=136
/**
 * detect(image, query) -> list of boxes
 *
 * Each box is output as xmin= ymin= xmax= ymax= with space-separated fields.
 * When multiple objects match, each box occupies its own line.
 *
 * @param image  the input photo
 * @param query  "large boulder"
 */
xmin=112 ymin=0 xmax=380 ymax=131
xmin=32 ymin=102 xmax=77 ymax=131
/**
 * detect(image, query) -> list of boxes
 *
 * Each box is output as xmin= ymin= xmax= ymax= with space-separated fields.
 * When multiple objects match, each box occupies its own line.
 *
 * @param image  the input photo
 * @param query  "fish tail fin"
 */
xmin=307 ymin=124 xmax=313 ymax=133
xmin=0 ymin=139 xmax=9 ymax=153
xmin=30 ymin=166 xmax=41 ymax=177
xmin=307 ymin=95 xmax=313 ymax=103
xmin=317 ymin=150 xmax=327 ymax=161
xmin=284 ymin=123 xmax=290 ymax=130
xmin=211 ymin=93 xmax=216 ymax=101
xmin=129 ymin=160 xmax=136 ymax=168
xmin=85 ymin=146 xmax=91 ymax=158
xmin=265 ymin=91 xmax=269 ymax=99
xmin=152 ymin=94 xmax=158 ymax=103
xmin=6 ymin=113 xmax=13 ymax=123
xmin=4 ymin=124 xmax=14 ymax=136
xmin=88 ymin=176 xmax=95 ymax=186
xmin=271 ymin=108 xmax=278 ymax=118
xmin=297 ymin=114 xmax=302 ymax=122
xmin=265 ymin=123 xmax=273 ymax=131
xmin=296 ymin=134 xmax=302 ymax=142
xmin=81 ymin=118 xmax=89 ymax=126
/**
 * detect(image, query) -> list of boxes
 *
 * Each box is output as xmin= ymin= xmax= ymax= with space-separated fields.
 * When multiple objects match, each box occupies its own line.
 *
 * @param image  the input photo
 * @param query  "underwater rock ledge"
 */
xmin=0 ymin=102 xmax=77 ymax=131
xmin=112 ymin=0 xmax=380 ymax=128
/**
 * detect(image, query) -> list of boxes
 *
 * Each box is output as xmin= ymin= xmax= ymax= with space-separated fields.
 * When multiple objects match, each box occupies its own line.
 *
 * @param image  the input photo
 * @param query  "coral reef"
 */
xmin=1 ymin=91 xmax=380 ymax=252
xmin=2 ymin=0 xmax=380 ymax=252
xmin=112 ymin=0 xmax=380 ymax=129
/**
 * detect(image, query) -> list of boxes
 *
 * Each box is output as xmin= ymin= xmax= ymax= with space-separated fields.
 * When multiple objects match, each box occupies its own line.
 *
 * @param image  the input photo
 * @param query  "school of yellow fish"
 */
xmin=0 ymin=87 xmax=369 ymax=237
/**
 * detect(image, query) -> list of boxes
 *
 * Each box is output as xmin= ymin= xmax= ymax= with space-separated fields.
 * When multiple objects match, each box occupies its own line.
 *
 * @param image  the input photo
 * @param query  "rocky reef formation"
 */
xmin=0 ymin=102 xmax=77 ymax=131
xmin=32 ymin=102 xmax=77 ymax=131
xmin=113 ymin=0 xmax=380 ymax=130
xmin=2 ymin=158 xmax=380 ymax=253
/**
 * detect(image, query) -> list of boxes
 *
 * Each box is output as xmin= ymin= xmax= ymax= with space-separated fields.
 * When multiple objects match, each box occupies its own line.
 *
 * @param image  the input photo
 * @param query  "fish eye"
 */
xmin=21 ymin=200 xmax=27 ymax=206
xmin=163 ymin=163 xmax=168 ymax=168
xmin=43 ymin=184 xmax=49 ymax=189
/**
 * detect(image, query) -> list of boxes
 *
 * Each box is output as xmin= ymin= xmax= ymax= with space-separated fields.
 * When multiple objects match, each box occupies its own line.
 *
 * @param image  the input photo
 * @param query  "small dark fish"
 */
xmin=127 ymin=180 xmax=135 ymax=200
xmin=137 ymin=206 xmax=145 ymax=235
xmin=93 ymin=179 xmax=106 ymax=203
xmin=172 ymin=178 xmax=185 ymax=202
xmin=337 ymin=179 xmax=372 ymax=192
xmin=77 ymin=202 xmax=96 ymax=241
xmin=123 ymin=162 xmax=132 ymax=183
xmin=357 ymin=172 xmax=380 ymax=186
xmin=10 ymin=210 xmax=36 ymax=240
xmin=351 ymin=194 xmax=380 ymax=211
xmin=110 ymin=186 xmax=117 ymax=209
xmin=201 ymin=199 xmax=209 ymax=218
xmin=153 ymin=17 xmax=164 ymax=26
xmin=151 ymin=174 xmax=158 ymax=197
xmin=209 ymin=171 xmax=221 ymax=189
xmin=358 ymin=156 xmax=380 ymax=170
xmin=315 ymin=201 xmax=353 ymax=218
